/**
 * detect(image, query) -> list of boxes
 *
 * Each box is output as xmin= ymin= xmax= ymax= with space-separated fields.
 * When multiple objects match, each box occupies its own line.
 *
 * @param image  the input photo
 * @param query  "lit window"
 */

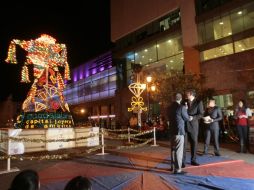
xmin=201 ymin=43 xmax=233 ymax=61
xmin=234 ymin=36 xmax=254 ymax=53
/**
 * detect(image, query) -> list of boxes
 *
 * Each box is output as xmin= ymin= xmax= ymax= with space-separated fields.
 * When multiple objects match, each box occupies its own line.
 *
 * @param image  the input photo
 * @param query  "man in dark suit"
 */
xmin=183 ymin=89 xmax=204 ymax=166
xmin=203 ymin=98 xmax=223 ymax=156
xmin=169 ymin=93 xmax=192 ymax=174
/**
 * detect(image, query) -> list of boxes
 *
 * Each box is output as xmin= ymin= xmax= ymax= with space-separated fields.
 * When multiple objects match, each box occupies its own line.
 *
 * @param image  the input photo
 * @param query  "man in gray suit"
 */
xmin=203 ymin=98 xmax=223 ymax=156
xmin=169 ymin=93 xmax=192 ymax=174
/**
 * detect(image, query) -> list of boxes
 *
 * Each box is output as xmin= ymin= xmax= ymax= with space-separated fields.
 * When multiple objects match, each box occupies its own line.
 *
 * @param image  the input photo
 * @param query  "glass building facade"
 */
xmin=198 ymin=1 xmax=254 ymax=61
xmin=125 ymin=33 xmax=184 ymax=84
xmin=64 ymin=52 xmax=117 ymax=105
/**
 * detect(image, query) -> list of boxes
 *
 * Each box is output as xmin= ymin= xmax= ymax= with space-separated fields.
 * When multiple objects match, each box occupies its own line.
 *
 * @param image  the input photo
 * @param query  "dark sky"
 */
xmin=0 ymin=1 xmax=112 ymax=101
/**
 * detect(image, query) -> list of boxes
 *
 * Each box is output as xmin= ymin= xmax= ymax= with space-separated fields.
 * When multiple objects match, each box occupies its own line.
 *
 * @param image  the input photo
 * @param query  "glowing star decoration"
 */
xmin=5 ymin=34 xmax=71 ymax=113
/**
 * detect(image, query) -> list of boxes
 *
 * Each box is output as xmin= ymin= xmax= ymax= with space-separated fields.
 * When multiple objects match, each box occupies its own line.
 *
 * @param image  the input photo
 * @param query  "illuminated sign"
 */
xmin=15 ymin=112 xmax=74 ymax=129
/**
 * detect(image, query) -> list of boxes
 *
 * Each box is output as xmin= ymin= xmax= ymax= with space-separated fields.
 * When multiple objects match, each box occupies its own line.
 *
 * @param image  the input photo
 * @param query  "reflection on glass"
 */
xmin=125 ymin=34 xmax=184 ymax=83
xmin=158 ymin=35 xmax=182 ymax=59
xmin=205 ymin=19 xmax=214 ymax=42
xmin=213 ymin=15 xmax=232 ymax=40
xmin=201 ymin=43 xmax=233 ymax=61
xmin=230 ymin=8 xmax=244 ymax=34
xmin=135 ymin=45 xmax=157 ymax=66
xmin=198 ymin=23 xmax=205 ymax=44
xmin=235 ymin=36 xmax=254 ymax=53
xmin=144 ymin=53 xmax=184 ymax=75
xmin=64 ymin=68 xmax=117 ymax=104
xmin=243 ymin=2 xmax=254 ymax=30
xmin=198 ymin=1 xmax=254 ymax=44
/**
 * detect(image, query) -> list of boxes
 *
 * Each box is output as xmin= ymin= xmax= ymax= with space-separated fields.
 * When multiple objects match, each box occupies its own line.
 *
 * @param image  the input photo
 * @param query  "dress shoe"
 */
xmin=182 ymin=163 xmax=186 ymax=168
xmin=174 ymin=171 xmax=187 ymax=175
xmin=214 ymin=152 xmax=221 ymax=156
xmin=202 ymin=151 xmax=208 ymax=156
xmin=191 ymin=161 xmax=200 ymax=166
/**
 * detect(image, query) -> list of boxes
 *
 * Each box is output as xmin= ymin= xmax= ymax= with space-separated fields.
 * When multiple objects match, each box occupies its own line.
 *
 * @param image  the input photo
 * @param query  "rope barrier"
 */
xmin=0 ymin=127 xmax=158 ymax=163
xmin=115 ymin=138 xmax=153 ymax=150
xmin=0 ymin=134 xmax=98 ymax=143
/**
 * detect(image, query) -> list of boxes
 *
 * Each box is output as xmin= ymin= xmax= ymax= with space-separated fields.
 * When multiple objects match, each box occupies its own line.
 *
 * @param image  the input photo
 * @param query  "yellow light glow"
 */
xmin=36 ymin=34 xmax=56 ymax=44
xmin=80 ymin=109 xmax=85 ymax=113
xmin=151 ymin=85 xmax=156 ymax=91
xmin=146 ymin=76 xmax=152 ymax=83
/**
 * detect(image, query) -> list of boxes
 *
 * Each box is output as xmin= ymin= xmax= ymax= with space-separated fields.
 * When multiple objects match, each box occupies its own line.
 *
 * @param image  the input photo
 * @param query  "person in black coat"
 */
xmin=183 ymin=89 xmax=204 ymax=166
xmin=203 ymin=98 xmax=223 ymax=156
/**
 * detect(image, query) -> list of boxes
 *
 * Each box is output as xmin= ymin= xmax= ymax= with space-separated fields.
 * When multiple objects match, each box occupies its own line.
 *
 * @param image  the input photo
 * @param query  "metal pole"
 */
xmin=147 ymin=88 xmax=150 ymax=123
xmin=7 ymin=138 xmax=10 ymax=171
xmin=128 ymin=127 xmax=130 ymax=143
xmin=7 ymin=158 xmax=10 ymax=171
xmin=151 ymin=127 xmax=158 ymax=146
xmin=96 ymin=128 xmax=108 ymax=155
xmin=0 ymin=131 xmax=19 ymax=174
xmin=101 ymin=128 xmax=105 ymax=154
xmin=137 ymin=110 xmax=142 ymax=130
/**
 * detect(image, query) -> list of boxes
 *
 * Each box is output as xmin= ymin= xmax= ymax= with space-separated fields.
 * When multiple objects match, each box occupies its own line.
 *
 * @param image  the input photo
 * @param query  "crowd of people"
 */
xmin=8 ymin=169 xmax=92 ymax=190
xmin=168 ymin=89 xmax=252 ymax=175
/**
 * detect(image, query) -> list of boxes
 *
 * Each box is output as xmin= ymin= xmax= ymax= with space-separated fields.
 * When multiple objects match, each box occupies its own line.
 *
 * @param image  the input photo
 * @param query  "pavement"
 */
xmin=0 ymin=140 xmax=254 ymax=190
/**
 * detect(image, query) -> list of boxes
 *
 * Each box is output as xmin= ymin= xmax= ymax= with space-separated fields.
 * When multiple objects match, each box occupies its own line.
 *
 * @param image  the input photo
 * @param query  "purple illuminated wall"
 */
xmin=72 ymin=51 xmax=113 ymax=82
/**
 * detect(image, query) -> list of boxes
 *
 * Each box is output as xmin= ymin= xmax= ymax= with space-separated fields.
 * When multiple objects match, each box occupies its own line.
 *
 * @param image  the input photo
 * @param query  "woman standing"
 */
xmin=234 ymin=100 xmax=252 ymax=153
xmin=203 ymin=98 xmax=223 ymax=156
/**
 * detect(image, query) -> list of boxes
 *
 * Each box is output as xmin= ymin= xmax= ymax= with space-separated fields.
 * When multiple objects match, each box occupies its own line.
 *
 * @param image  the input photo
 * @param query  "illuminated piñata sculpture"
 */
xmin=5 ymin=34 xmax=74 ymax=129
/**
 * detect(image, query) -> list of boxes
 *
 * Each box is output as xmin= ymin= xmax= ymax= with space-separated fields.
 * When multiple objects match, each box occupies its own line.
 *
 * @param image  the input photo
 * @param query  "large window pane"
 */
xmin=158 ymin=35 xmax=182 ymax=59
xmin=198 ymin=23 xmax=205 ymax=44
xmin=230 ymin=8 xmax=244 ymax=34
xmin=126 ymin=52 xmax=134 ymax=70
xmin=243 ymin=2 xmax=254 ymax=30
xmin=143 ymin=53 xmax=184 ymax=75
xmin=201 ymin=43 xmax=233 ymax=61
xmin=235 ymin=36 xmax=254 ymax=53
xmin=213 ymin=94 xmax=233 ymax=109
xmin=213 ymin=15 xmax=232 ymax=40
xmin=204 ymin=19 xmax=214 ymax=42
xmin=135 ymin=44 xmax=157 ymax=66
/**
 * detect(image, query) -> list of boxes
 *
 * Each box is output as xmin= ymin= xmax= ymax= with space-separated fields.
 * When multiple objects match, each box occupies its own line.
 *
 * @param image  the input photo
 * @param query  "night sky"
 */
xmin=0 ymin=1 xmax=112 ymax=101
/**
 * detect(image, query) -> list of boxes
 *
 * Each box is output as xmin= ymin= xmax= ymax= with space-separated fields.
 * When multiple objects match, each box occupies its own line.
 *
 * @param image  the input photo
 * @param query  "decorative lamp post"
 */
xmin=80 ymin=108 xmax=85 ymax=114
xmin=128 ymin=64 xmax=147 ymax=128
xmin=146 ymin=75 xmax=152 ymax=123
xmin=151 ymin=84 xmax=156 ymax=92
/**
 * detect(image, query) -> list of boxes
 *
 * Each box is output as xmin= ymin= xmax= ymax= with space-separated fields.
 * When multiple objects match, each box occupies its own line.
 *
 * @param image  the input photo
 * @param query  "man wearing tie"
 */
xmin=183 ymin=89 xmax=204 ymax=166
